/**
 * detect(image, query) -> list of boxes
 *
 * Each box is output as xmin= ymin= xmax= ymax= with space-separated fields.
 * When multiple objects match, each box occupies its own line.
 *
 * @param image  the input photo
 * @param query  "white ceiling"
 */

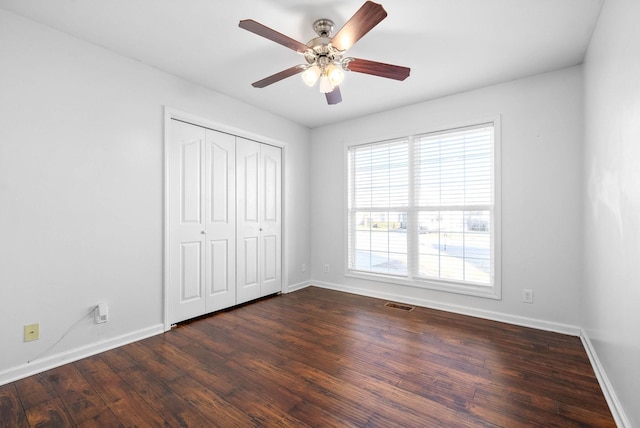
xmin=0 ymin=0 xmax=603 ymax=128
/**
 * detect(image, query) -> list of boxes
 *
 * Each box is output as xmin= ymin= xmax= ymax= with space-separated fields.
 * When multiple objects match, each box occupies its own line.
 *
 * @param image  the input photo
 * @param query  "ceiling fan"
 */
xmin=238 ymin=1 xmax=410 ymax=105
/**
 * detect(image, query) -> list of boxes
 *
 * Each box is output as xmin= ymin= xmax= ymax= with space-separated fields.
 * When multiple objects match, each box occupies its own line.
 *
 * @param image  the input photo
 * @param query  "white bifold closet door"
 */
xmin=168 ymin=119 xmax=282 ymax=324
xmin=168 ymin=119 xmax=236 ymax=324
xmin=236 ymin=138 xmax=282 ymax=304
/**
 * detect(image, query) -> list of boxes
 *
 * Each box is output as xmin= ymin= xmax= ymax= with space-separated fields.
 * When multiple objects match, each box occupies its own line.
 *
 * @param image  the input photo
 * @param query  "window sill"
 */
xmin=345 ymin=270 xmax=501 ymax=300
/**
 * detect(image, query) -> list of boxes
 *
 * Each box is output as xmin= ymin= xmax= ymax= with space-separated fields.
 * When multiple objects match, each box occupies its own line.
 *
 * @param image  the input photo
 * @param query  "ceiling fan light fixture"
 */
xmin=326 ymin=64 xmax=344 ymax=86
xmin=301 ymin=65 xmax=321 ymax=87
xmin=318 ymin=74 xmax=334 ymax=93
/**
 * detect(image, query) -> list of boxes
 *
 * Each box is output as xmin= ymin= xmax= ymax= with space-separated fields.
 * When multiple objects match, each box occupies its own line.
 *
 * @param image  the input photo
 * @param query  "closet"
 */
xmin=167 ymin=119 xmax=281 ymax=324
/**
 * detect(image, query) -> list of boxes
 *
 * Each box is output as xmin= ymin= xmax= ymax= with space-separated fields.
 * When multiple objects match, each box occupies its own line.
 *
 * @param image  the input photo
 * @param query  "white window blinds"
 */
xmin=415 ymin=126 xmax=493 ymax=208
xmin=347 ymin=123 xmax=497 ymax=292
xmin=413 ymin=125 xmax=494 ymax=285
xmin=348 ymin=140 xmax=409 ymax=275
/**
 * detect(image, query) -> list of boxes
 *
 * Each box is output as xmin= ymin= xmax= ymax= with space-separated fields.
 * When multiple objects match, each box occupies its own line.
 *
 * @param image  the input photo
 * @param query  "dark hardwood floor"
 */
xmin=1 ymin=286 xmax=615 ymax=427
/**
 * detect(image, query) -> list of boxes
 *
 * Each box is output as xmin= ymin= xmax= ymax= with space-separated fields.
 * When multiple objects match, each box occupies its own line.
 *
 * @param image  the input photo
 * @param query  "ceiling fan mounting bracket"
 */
xmin=312 ymin=19 xmax=334 ymax=37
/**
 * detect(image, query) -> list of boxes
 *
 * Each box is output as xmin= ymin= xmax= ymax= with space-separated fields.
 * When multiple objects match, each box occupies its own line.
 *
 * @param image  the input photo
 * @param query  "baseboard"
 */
xmin=580 ymin=330 xmax=630 ymax=428
xmin=310 ymin=281 xmax=581 ymax=336
xmin=286 ymin=280 xmax=312 ymax=293
xmin=0 ymin=324 xmax=164 ymax=387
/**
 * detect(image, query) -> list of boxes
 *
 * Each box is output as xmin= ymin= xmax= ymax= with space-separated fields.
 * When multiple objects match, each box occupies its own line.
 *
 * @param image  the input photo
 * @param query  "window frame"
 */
xmin=344 ymin=118 xmax=502 ymax=299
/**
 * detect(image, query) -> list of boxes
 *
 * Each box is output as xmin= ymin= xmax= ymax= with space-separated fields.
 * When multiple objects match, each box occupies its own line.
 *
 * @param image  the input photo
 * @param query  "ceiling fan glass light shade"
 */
xmin=318 ymin=75 xmax=334 ymax=93
xmin=326 ymin=64 xmax=345 ymax=86
xmin=301 ymin=65 xmax=321 ymax=87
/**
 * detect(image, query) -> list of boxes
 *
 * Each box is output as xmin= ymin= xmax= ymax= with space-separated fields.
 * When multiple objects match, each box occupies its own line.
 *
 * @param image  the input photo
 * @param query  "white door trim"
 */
xmin=163 ymin=107 xmax=287 ymax=331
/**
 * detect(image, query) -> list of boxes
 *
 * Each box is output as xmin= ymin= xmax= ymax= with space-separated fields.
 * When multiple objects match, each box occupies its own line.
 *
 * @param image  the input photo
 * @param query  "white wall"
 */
xmin=310 ymin=66 xmax=584 ymax=332
xmin=583 ymin=0 xmax=640 ymax=426
xmin=0 ymin=9 xmax=310 ymax=382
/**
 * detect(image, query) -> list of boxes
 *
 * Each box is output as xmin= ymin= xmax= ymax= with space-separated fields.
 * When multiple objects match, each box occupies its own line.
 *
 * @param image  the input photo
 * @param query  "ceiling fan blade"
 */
xmin=326 ymin=86 xmax=342 ymax=105
xmin=331 ymin=1 xmax=387 ymax=52
xmin=345 ymin=58 xmax=410 ymax=81
xmin=239 ymin=19 xmax=309 ymax=53
xmin=251 ymin=65 xmax=305 ymax=88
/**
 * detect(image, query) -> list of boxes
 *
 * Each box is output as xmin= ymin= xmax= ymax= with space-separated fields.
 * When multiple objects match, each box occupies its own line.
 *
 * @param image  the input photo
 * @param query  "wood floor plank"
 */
xmin=173 ymin=343 xmax=240 ymax=397
xmin=288 ymin=400 xmax=362 ymax=428
xmin=222 ymin=388 xmax=311 ymax=428
xmin=97 ymin=347 xmax=138 ymax=373
xmin=24 ymin=397 xmax=75 ymax=428
xmin=229 ymin=350 xmax=374 ymax=426
xmin=168 ymin=374 xmax=258 ymax=427
xmin=222 ymin=358 xmax=304 ymax=414
xmin=74 ymin=356 xmax=170 ymax=427
xmin=75 ymin=408 xmax=124 ymax=428
xmin=120 ymin=340 xmax=185 ymax=382
xmin=40 ymin=363 xmax=110 ymax=425
xmin=1 ymin=286 xmax=615 ymax=427
xmin=468 ymin=385 xmax=590 ymax=428
xmin=118 ymin=365 xmax=214 ymax=427
xmin=557 ymin=400 xmax=618 ymax=427
xmin=397 ymin=370 xmax=476 ymax=413
xmin=57 ymin=388 xmax=110 ymax=427
xmin=12 ymin=372 xmax=57 ymax=409
xmin=0 ymin=383 xmax=28 ymax=428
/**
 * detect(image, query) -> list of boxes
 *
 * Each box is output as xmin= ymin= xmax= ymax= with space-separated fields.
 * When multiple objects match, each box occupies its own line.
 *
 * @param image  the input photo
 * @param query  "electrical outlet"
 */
xmin=324 ymin=264 xmax=330 ymax=273
xmin=301 ymin=263 xmax=306 ymax=272
xmin=24 ymin=323 xmax=40 ymax=342
xmin=522 ymin=289 xmax=534 ymax=304
xmin=95 ymin=304 xmax=109 ymax=324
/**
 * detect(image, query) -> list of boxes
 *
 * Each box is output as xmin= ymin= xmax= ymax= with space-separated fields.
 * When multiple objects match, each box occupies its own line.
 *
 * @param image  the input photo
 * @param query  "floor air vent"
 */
xmin=384 ymin=302 xmax=414 ymax=311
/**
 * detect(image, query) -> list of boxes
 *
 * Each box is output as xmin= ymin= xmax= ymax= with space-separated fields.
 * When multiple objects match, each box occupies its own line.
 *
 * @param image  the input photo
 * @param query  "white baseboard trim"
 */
xmin=286 ymin=280 xmax=312 ymax=293
xmin=0 ymin=324 xmax=164 ymax=387
xmin=580 ymin=330 xmax=630 ymax=428
xmin=310 ymin=281 xmax=581 ymax=336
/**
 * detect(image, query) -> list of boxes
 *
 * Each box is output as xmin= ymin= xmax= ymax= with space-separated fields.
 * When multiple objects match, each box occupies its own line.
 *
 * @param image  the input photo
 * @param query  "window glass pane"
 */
xmin=417 ymin=210 xmax=491 ymax=284
xmin=351 ymin=211 xmax=407 ymax=275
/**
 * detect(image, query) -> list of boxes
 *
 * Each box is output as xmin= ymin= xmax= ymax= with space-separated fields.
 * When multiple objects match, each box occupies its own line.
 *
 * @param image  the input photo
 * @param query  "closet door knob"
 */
xmin=201 ymin=231 xmax=206 ymax=234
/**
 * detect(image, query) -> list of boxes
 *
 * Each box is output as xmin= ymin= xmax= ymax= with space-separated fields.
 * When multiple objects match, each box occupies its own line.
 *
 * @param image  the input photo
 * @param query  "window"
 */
xmin=347 ymin=122 xmax=500 ymax=298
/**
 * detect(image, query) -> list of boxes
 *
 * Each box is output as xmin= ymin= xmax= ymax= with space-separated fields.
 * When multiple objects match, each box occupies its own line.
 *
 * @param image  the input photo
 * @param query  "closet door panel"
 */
xmin=243 ymin=152 xmax=259 ymax=222
xmin=208 ymin=238 xmax=229 ymax=290
xmin=260 ymin=143 xmax=282 ymax=296
xmin=263 ymin=153 xmax=278 ymax=221
xmin=169 ymin=120 xmax=206 ymax=323
xmin=263 ymin=235 xmax=277 ymax=282
xmin=237 ymin=138 xmax=262 ymax=304
xmin=209 ymin=143 xmax=230 ymax=223
xmin=181 ymin=141 xmax=202 ymax=223
xmin=181 ymin=241 xmax=203 ymax=301
xmin=205 ymin=130 xmax=236 ymax=312
xmin=242 ymin=237 xmax=259 ymax=285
